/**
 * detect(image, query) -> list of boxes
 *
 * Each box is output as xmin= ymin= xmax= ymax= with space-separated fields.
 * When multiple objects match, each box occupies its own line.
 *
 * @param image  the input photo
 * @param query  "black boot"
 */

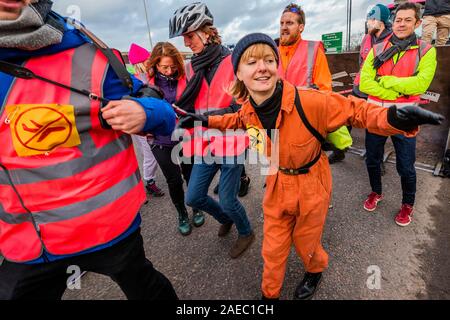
xmin=328 ymin=149 xmax=346 ymax=164
xmin=238 ymin=176 xmax=251 ymax=197
xmin=175 ymin=204 xmax=192 ymax=236
xmin=293 ymin=272 xmax=322 ymax=300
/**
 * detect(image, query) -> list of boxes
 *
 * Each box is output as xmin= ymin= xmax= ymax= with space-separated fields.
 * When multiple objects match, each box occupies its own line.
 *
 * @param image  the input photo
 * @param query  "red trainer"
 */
xmin=395 ymin=204 xmax=414 ymax=227
xmin=146 ymin=181 xmax=165 ymax=197
xmin=363 ymin=192 xmax=383 ymax=212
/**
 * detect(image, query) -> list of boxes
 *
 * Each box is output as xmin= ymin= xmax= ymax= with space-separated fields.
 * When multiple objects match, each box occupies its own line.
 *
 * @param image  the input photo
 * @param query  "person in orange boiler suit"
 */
xmin=178 ymin=33 xmax=444 ymax=300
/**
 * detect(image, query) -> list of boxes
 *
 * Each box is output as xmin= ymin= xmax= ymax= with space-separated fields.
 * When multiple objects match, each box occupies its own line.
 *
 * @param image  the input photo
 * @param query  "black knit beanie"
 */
xmin=231 ymin=33 xmax=279 ymax=74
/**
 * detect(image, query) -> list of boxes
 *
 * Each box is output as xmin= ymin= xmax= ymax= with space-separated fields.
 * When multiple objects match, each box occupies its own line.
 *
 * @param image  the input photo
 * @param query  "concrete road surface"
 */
xmin=62 ymin=135 xmax=450 ymax=300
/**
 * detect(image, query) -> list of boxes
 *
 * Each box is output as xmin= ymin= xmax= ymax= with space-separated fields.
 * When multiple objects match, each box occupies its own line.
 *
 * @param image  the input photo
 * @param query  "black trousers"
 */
xmin=151 ymin=144 xmax=192 ymax=208
xmin=0 ymin=229 xmax=178 ymax=300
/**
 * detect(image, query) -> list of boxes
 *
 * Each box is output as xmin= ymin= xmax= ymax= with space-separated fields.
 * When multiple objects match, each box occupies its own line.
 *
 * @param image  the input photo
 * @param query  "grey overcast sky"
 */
xmin=52 ymin=0 xmax=392 ymax=52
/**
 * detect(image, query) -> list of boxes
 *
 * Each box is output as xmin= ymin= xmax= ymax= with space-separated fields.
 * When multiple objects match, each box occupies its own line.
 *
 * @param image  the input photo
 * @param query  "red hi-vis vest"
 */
xmin=182 ymin=55 xmax=249 ymax=157
xmin=0 ymin=43 xmax=146 ymax=263
xmin=369 ymin=38 xmax=433 ymax=105
xmin=353 ymin=34 xmax=374 ymax=87
xmin=278 ymin=40 xmax=322 ymax=88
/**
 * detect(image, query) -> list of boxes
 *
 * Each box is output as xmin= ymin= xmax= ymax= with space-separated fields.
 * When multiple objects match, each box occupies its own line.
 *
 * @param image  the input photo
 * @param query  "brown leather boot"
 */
xmin=229 ymin=232 xmax=255 ymax=259
xmin=218 ymin=222 xmax=233 ymax=237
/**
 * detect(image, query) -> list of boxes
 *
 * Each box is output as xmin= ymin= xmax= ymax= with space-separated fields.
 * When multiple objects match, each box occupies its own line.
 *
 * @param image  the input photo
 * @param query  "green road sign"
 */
xmin=322 ymin=32 xmax=343 ymax=53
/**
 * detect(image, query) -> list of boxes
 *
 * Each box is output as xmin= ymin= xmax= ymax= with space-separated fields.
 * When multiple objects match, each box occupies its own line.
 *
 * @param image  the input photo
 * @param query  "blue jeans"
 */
xmin=365 ymin=131 xmax=417 ymax=205
xmin=185 ymin=159 xmax=252 ymax=236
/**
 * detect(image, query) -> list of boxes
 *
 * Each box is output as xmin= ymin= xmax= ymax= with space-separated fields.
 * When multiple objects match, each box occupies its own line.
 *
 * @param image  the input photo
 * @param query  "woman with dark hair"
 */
xmin=146 ymin=41 xmax=205 ymax=236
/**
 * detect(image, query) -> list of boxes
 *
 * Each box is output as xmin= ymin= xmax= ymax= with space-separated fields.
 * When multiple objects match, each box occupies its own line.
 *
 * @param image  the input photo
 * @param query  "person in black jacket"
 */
xmin=422 ymin=0 xmax=450 ymax=46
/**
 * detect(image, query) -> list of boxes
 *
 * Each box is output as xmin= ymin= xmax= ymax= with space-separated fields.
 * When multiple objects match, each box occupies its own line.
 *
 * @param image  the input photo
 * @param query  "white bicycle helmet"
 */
xmin=169 ymin=2 xmax=214 ymax=38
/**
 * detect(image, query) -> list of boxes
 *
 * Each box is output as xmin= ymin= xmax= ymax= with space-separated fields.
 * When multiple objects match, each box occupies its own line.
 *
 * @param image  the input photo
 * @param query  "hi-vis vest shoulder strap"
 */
xmin=353 ymin=34 xmax=374 ymax=86
xmin=278 ymin=40 xmax=322 ymax=88
xmin=369 ymin=39 xmax=433 ymax=105
xmin=0 ymin=43 xmax=146 ymax=263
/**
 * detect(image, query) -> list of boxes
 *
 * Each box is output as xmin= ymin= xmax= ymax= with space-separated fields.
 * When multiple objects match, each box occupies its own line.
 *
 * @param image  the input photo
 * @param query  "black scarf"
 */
xmin=175 ymin=44 xmax=223 ymax=112
xmin=371 ymin=28 xmax=392 ymax=45
xmin=373 ymin=33 xmax=417 ymax=69
xmin=250 ymin=81 xmax=283 ymax=140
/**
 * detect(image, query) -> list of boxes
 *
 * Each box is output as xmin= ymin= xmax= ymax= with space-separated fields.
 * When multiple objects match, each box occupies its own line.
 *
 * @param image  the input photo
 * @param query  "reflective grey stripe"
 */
xmin=34 ymin=168 xmax=141 ymax=224
xmin=185 ymin=61 xmax=192 ymax=81
xmin=72 ymin=43 xmax=96 ymax=134
xmin=306 ymin=41 xmax=318 ymax=87
xmin=414 ymin=50 xmax=420 ymax=74
xmin=0 ymin=203 xmax=32 ymax=224
xmin=0 ymin=135 xmax=132 ymax=185
xmin=72 ymin=44 xmax=97 ymax=155
xmin=0 ymin=168 xmax=141 ymax=225
xmin=373 ymin=42 xmax=385 ymax=59
xmin=414 ymin=41 xmax=430 ymax=74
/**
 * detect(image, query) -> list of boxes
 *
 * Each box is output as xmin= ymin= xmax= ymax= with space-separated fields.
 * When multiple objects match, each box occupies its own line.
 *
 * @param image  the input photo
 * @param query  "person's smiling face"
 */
xmin=236 ymin=44 xmax=279 ymax=105
xmin=0 ymin=0 xmax=31 ymax=20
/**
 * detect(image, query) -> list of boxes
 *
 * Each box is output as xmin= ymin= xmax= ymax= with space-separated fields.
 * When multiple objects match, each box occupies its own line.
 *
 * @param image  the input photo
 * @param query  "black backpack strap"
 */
xmin=293 ymin=89 xmax=326 ymax=145
xmin=67 ymin=18 xmax=134 ymax=94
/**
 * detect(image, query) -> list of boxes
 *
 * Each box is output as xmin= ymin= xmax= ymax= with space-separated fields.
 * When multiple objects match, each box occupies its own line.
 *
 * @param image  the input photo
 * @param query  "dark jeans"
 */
xmin=151 ymin=144 xmax=191 ymax=209
xmin=185 ymin=159 xmax=252 ymax=236
xmin=0 ymin=229 xmax=178 ymax=300
xmin=365 ymin=130 xmax=417 ymax=205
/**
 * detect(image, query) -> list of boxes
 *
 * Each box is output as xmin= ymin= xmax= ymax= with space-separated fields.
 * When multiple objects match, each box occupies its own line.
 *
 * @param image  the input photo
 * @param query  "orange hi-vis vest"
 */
xmin=278 ymin=40 xmax=322 ymax=88
xmin=369 ymin=36 xmax=433 ymax=105
xmin=183 ymin=55 xmax=248 ymax=157
xmin=354 ymin=34 xmax=375 ymax=87
xmin=0 ymin=43 xmax=146 ymax=263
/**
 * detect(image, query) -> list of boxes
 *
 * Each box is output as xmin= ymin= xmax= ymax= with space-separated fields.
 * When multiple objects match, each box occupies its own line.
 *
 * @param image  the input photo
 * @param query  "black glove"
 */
xmin=177 ymin=112 xmax=209 ymax=129
xmin=204 ymin=108 xmax=230 ymax=116
xmin=122 ymin=85 xmax=164 ymax=100
xmin=387 ymin=105 xmax=445 ymax=131
xmin=203 ymin=104 xmax=242 ymax=116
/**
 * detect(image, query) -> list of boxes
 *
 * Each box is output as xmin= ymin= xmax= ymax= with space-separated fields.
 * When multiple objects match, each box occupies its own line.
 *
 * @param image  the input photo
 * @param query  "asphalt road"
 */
xmin=62 ymin=131 xmax=450 ymax=300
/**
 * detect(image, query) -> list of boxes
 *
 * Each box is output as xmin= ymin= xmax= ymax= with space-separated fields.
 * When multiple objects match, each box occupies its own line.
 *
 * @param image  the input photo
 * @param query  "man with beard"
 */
xmin=360 ymin=2 xmax=437 ymax=226
xmin=278 ymin=3 xmax=349 ymax=164
xmin=353 ymin=4 xmax=393 ymax=99
xmin=0 ymin=0 xmax=177 ymax=300
xmin=278 ymin=3 xmax=332 ymax=91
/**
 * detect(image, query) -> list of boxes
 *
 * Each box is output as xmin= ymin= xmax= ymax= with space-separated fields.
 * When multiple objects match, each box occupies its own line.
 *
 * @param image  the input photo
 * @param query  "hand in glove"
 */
xmin=203 ymin=104 xmax=241 ymax=116
xmin=177 ymin=112 xmax=209 ymax=129
xmin=387 ymin=105 xmax=445 ymax=131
